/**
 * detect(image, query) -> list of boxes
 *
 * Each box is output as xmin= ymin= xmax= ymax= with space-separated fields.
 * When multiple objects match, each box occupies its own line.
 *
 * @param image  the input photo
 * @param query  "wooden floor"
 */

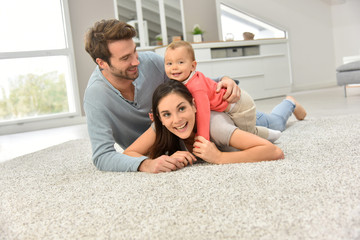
xmin=1 ymin=86 xmax=359 ymax=162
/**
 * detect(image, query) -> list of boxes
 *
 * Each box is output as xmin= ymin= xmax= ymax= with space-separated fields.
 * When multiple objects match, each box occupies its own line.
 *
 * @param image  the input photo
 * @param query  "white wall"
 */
xmin=68 ymin=0 xmax=115 ymax=115
xmin=331 ymin=0 xmax=360 ymax=67
xmin=182 ymin=0 xmax=219 ymax=42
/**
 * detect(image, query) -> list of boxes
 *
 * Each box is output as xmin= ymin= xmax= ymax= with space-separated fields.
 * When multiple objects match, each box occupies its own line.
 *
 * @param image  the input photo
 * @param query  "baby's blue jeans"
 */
xmin=256 ymin=99 xmax=295 ymax=132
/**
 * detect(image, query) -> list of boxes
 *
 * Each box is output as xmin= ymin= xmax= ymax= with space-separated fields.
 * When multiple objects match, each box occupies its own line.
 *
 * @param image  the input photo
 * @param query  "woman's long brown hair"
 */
xmin=148 ymin=80 xmax=194 ymax=159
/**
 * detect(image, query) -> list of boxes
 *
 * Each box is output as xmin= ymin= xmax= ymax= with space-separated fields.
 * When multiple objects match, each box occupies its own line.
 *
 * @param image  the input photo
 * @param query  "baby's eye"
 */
xmin=166 ymin=62 xmax=172 ymax=66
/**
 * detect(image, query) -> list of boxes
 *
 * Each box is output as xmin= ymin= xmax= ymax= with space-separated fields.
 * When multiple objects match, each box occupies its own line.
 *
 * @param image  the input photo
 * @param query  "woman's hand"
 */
xmin=216 ymin=76 xmax=241 ymax=103
xmin=192 ymin=136 xmax=222 ymax=164
xmin=171 ymin=151 xmax=197 ymax=166
xmin=138 ymin=155 xmax=185 ymax=173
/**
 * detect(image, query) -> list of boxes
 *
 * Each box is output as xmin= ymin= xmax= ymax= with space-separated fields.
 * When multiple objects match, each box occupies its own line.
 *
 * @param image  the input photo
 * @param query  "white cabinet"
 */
xmin=155 ymin=39 xmax=292 ymax=99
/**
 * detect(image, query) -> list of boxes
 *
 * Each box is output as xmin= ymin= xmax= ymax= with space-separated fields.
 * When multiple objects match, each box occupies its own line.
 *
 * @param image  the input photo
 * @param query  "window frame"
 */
xmin=215 ymin=1 xmax=287 ymax=41
xmin=0 ymin=0 xmax=81 ymax=134
xmin=114 ymin=0 xmax=186 ymax=50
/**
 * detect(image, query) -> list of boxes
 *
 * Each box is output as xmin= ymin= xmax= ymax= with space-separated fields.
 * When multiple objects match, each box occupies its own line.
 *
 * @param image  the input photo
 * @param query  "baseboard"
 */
xmin=290 ymin=81 xmax=337 ymax=92
xmin=0 ymin=116 xmax=87 ymax=135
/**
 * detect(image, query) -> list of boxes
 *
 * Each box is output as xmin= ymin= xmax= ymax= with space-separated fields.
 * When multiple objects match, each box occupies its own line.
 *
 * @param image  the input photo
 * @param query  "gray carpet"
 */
xmin=1 ymin=114 xmax=360 ymax=240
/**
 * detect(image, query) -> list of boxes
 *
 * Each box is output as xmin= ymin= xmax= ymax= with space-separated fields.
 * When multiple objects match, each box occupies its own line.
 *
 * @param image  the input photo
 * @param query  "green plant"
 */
xmin=191 ymin=24 xmax=204 ymax=35
xmin=155 ymin=34 xmax=162 ymax=41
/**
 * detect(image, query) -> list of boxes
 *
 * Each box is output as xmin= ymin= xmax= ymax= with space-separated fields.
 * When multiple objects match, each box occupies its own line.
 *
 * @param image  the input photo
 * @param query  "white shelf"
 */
xmin=155 ymin=39 xmax=292 ymax=99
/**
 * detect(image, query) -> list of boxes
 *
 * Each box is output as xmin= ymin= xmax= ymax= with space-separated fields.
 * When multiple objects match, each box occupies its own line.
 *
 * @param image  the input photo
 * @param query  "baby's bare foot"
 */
xmin=286 ymin=96 xmax=307 ymax=120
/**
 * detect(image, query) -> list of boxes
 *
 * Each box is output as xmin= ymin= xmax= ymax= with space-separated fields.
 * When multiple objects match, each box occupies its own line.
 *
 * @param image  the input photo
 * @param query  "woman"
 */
xmin=124 ymin=80 xmax=284 ymax=172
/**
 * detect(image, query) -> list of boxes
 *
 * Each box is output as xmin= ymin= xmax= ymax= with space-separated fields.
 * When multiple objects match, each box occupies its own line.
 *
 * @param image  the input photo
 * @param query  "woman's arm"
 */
xmin=123 ymin=127 xmax=181 ymax=173
xmin=192 ymin=130 xmax=284 ymax=164
xmin=124 ymin=127 xmax=194 ymax=173
xmin=124 ymin=127 xmax=155 ymax=157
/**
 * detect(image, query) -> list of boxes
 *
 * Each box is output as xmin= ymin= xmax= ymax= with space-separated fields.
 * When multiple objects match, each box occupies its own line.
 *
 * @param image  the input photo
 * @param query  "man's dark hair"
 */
xmin=84 ymin=19 xmax=137 ymax=65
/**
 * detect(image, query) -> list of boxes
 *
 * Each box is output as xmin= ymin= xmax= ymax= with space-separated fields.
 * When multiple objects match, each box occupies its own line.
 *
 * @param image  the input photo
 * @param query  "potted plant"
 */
xmin=155 ymin=34 xmax=163 ymax=46
xmin=191 ymin=24 xmax=204 ymax=43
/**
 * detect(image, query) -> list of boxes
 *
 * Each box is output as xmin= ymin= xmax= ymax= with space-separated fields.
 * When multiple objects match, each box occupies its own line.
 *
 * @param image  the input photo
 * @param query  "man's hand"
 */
xmin=138 ymin=155 xmax=185 ymax=173
xmin=216 ymin=76 xmax=241 ymax=103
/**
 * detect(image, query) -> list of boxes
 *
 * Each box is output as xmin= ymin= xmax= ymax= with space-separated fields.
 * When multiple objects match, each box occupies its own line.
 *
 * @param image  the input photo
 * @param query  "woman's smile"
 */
xmin=174 ymin=122 xmax=188 ymax=132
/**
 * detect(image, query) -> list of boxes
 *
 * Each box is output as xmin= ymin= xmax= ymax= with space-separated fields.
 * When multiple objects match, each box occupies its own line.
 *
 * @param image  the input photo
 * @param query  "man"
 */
xmin=84 ymin=19 xmax=240 ymax=173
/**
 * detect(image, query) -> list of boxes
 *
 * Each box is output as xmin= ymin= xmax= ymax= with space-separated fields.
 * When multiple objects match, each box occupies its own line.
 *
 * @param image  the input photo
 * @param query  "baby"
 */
xmin=164 ymin=40 xmax=281 ymax=142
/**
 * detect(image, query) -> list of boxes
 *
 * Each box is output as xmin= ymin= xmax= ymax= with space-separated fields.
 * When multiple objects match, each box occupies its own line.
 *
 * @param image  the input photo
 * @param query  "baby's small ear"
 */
xmin=192 ymin=61 xmax=197 ymax=71
xmin=192 ymin=98 xmax=197 ymax=112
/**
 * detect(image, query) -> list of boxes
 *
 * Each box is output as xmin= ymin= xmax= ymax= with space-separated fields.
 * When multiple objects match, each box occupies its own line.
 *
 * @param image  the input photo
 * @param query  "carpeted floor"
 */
xmin=1 ymin=114 xmax=360 ymax=239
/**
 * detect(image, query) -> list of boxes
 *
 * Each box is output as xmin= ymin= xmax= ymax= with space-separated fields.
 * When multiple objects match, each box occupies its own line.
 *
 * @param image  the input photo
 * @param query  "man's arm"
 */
xmin=85 ymin=101 xmax=147 ymax=172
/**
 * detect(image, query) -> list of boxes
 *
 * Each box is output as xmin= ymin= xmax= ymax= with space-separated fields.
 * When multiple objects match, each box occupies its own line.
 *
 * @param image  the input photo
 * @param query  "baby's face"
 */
xmin=164 ymin=47 xmax=196 ymax=82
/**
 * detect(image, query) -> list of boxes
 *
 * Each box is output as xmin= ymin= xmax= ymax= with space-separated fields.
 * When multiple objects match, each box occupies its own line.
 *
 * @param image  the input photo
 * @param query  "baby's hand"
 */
xmin=192 ymin=136 xmax=221 ymax=164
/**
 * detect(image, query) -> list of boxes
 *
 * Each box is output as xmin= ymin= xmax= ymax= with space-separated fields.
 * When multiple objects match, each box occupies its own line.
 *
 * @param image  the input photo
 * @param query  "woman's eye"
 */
xmin=162 ymin=113 xmax=170 ymax=118
xmin=179 ymin=106 xmax=186 ymax=112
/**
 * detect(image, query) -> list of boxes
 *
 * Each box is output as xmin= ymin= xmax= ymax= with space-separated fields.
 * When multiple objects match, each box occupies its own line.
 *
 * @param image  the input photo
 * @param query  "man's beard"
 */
xmin=110 ymin=65 xmax=139 ymax=80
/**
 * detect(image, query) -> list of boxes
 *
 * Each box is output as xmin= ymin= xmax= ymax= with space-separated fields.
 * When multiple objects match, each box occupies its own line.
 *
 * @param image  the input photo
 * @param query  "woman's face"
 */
xmin=157 ymin=92 xmax=196 ymax=139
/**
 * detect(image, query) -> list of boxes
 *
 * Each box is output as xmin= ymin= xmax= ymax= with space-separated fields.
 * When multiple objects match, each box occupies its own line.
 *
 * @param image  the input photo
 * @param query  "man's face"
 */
xmin=103 ymin=39 xmax=140 ymax=80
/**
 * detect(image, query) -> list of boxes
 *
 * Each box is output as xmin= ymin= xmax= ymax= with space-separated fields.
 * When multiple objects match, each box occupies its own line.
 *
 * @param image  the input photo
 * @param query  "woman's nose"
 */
xmin=172 ymin=113 xmax=181 ymax=123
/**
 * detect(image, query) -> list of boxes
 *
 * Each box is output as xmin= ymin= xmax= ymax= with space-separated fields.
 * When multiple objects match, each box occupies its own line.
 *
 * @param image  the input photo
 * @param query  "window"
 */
xmin=115 ymin=0 xmax=185 ymax=48
xmin=218 ymin=3 xmax=286 ymax=41
xmin=0 ymin=0 xmax=79 ymax=127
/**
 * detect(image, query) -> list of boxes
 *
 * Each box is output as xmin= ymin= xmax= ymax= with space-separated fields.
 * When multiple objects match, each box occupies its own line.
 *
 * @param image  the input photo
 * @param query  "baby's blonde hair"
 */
xmin=166 ymin=40 xmax=195 ymax=61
